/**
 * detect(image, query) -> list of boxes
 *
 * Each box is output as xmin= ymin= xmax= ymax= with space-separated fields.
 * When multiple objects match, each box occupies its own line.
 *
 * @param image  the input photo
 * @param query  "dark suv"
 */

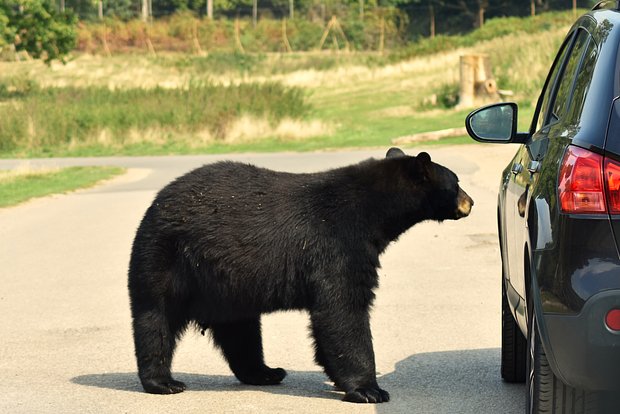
xmin=466 ymin=3 xmax=620 ymax=413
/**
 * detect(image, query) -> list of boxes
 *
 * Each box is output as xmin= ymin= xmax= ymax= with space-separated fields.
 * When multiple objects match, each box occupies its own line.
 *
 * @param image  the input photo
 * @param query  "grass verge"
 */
xmin=0 ymin=166 xmax=125 ymax=208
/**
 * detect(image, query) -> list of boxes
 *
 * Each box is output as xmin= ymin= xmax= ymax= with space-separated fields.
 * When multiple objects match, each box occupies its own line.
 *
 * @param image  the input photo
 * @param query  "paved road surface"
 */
xmin=0 ymin=145 xmax=525 ymax=413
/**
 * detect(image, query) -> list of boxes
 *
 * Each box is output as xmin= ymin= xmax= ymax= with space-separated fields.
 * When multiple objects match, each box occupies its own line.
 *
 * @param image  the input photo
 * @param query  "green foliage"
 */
xmin=389 ymin=10 xmax=577 ymax=62
xmin=0 ymin=0 xmax=77 ymax=63
xmin=435 ymin=83 xmax=459 ymax=109
xmin=0 ymin=9 xmax=14 ymax=47
xmin=104 ymin=0 xmax=136 ymax=21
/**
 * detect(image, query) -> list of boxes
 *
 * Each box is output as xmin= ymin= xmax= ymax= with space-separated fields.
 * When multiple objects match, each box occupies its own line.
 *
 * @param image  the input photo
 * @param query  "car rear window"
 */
xmin=565 ymin=39 xmax=598 ymax=124
xmin=536 ymin=32 xmax=573 ymax=132
xmin=551 ymin=29 xmax=590 ymax=122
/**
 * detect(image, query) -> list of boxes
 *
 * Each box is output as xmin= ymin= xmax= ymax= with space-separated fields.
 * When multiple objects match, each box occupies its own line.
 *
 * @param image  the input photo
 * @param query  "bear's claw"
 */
xmin=343 ymin=387 xmax=390 ymax=403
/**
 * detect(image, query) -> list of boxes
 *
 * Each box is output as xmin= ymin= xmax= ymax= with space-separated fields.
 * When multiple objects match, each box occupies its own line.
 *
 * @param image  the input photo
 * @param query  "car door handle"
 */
xmin=511 ymin=163 xmax=523 ymax=175
xmin=528 ymin=161 xmax=541 ymax=174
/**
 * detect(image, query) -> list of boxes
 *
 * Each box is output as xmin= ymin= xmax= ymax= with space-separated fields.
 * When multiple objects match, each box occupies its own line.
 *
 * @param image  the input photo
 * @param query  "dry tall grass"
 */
xmin=0 ymin=20 xmax=567 ymax=108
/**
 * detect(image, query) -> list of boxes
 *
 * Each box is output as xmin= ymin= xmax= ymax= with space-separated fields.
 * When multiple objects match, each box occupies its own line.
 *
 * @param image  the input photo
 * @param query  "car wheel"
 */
xmin=526 ymin=309 xmax=599 ymax=413
xmin=501 ymin=279 xmax=526 ymax=383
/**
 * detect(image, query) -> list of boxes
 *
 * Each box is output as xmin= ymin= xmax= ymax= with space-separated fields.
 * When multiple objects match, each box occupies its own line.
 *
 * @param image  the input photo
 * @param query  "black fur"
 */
xmin=128 ymin=148 xmax=473 ymax=403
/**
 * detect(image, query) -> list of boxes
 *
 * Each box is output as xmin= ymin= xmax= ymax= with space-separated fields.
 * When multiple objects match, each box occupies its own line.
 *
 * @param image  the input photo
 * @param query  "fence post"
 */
xmin=101 ymin=24 xmax=112 ymax=57
xmin=282 ymin=19 xmax=292 ymax=52
xmin=192 ymin=19 xmax=204 ymax=55
xmin=379 ymin=16 xmax=385 ymax=54
xmin=144 ymin=24 xmax=156 ymax=56
xmin=235 ymin=19 xmax=245 ymax=53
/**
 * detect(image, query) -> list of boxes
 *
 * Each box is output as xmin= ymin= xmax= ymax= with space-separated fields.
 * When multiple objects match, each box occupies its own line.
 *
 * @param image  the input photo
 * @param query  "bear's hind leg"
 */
xmin=131 ymin=298 xmax=188 ymax=394
xmin=211 ymin=317 xmax=286 ymax=386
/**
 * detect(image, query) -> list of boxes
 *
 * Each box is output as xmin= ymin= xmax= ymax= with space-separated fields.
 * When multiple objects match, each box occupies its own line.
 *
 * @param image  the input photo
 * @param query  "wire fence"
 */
xmin=77 ymin=9 xmax=406 ymax=55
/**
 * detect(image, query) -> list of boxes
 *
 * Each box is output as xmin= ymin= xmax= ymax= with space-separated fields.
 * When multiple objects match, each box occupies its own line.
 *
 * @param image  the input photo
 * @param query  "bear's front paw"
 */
xmin=237 ymin=366 xmax=287 ymax=386
xmin=141 ymin=377 xmax=187 ymax=394
xmin=343 ymin=387 xmax=390 ymax=403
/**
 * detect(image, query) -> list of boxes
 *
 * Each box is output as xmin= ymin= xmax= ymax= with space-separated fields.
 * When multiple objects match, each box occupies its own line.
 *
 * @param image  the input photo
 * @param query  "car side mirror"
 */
xmin=465 ymin=102 xmax=528 ymax=144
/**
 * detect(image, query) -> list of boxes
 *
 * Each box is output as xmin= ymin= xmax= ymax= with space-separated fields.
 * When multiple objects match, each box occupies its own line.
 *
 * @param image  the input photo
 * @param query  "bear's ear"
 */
xmin=417 ymin=152 xmax=431 ymax=163
xmin=412 ymin=152 xmax=432 ymax=180
xmin=386 ymin=147 xmax=406 ymax=158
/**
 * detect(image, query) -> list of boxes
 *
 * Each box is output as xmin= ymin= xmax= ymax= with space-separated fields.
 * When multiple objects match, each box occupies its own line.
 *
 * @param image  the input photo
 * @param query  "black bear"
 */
xmin=128 ymin=147 xmax=473 ymax=403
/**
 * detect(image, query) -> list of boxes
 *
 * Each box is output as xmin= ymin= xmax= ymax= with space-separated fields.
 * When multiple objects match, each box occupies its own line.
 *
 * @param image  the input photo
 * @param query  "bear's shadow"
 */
xmin=72 ymin=348 xmax=525 ymax=408
xmin=71 ymin=370 xmax=341 ymax=401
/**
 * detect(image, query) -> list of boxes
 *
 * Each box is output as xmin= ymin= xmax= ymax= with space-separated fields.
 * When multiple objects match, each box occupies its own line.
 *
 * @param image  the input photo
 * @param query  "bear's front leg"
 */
xmin=310 ymin=305 xmax=389 ymax=403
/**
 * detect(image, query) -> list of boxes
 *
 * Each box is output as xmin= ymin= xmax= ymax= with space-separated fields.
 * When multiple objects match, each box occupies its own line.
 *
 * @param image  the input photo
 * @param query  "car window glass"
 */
xmin=565 ymin=38 xmax=598 ymax=124
xmin=535 ymin=32 xmax=574 ymax=132
xmin=550 ymin=30 xmax=590 ymax=123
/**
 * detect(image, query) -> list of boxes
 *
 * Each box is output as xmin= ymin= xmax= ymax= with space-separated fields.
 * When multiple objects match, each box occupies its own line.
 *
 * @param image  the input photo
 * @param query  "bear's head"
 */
xmin=386 ymin=147 xmax=473 ymax=221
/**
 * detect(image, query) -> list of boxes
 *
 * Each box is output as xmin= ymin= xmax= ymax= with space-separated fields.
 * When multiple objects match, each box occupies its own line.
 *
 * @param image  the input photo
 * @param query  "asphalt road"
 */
xmin=0 ymin=145 xmax=525 ymax=414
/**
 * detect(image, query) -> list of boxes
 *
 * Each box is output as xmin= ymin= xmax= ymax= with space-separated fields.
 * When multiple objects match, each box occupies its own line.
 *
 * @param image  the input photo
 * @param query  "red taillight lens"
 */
xmin=605 ymin=309 xmax=620 ymax=331
xmin=559 ymin=146 xmax=606 ymax=213
xmin=604 ymin=158 xmax=620 ymax=213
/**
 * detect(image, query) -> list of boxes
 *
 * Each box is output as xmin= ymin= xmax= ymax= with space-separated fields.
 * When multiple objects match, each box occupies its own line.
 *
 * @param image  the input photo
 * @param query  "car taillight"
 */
xmin=558 ymin=146 xmax=620 ymax=214
xmin=559 ymin=146 xmax=606 ymax=213
xmin=604 ymin=158 xmax=620 ymax=213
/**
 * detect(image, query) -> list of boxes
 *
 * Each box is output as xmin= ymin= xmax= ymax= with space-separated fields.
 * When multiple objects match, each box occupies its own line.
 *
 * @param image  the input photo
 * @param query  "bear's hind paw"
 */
xmin=237 ymin=367 xmax=287 ymax=386
xmin=141 ymin=378 xmax=187 ymax=394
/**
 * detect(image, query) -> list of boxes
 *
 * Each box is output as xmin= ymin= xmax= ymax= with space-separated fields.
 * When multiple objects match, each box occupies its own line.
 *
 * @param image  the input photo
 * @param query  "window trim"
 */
xmin=529 ymin=30 xmax=577 ymax=134
xmin=549 ymin=30 xmax=593 ymax=123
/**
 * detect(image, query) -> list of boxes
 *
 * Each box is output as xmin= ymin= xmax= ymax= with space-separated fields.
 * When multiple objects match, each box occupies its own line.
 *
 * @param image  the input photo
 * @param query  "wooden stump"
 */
xmin=457 ymin=54 xmax=499 ymax=109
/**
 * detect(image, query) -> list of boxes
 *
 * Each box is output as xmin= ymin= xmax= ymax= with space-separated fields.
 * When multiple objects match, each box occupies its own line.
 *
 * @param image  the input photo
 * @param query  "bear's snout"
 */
xmin=456 ymin=188 xmax=474 ymax=218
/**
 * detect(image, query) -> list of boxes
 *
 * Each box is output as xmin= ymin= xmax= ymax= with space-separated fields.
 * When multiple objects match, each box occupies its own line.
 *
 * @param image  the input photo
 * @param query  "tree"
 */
xmin=0 ymin=0 xmax=77 ymax=63
xmin=0 ymin=9 xmax=16 ymax=48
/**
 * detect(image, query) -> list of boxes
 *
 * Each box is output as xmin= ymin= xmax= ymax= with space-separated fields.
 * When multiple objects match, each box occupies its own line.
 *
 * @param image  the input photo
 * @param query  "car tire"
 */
xmin=526 ymin=309 xmax=600 ymax=413
xmin=501 ymin=279 xmax=526 ymax=383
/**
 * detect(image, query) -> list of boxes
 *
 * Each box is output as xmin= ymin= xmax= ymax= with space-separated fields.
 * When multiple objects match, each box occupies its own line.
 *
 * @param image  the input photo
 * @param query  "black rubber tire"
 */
xmin=526 ymin=310 xmax=601 ymax=413
xmin=501 ymin=279 xmax=526 ymax=383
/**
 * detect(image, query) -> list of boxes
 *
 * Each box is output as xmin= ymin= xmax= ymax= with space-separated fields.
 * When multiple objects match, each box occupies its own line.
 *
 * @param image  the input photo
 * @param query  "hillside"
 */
xmin=0 ymin=11 xmax=575 ymax=157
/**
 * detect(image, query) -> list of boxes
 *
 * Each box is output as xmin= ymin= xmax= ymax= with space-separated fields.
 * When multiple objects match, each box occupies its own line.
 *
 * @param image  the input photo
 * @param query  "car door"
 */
xmin=505 ymin=29 xmax=591 ymax=304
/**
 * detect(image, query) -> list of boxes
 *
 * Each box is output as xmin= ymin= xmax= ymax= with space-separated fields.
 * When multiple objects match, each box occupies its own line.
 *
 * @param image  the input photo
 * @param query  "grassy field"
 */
xmin=0 ymin=11 xmax=572 ymax=158
xmin=0 ymin=166 xmax=125 ymax=208
xmin=0 ymin=81 xmax=310 ymax=157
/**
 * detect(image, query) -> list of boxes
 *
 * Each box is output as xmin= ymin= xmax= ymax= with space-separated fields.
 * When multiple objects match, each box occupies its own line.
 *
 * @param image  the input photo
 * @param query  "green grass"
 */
xmin=0 ymin=166 xmax=125 ymax=207
xmin=0 ymin=10 xmax=568 ymax=158
xmin=0 ymin=81 xmax=309 ymax=156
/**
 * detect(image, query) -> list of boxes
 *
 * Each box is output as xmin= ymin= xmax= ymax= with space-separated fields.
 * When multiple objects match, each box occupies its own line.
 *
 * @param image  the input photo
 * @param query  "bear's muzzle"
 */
xmin=456 ymin=188 xmax=474 ymax=218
